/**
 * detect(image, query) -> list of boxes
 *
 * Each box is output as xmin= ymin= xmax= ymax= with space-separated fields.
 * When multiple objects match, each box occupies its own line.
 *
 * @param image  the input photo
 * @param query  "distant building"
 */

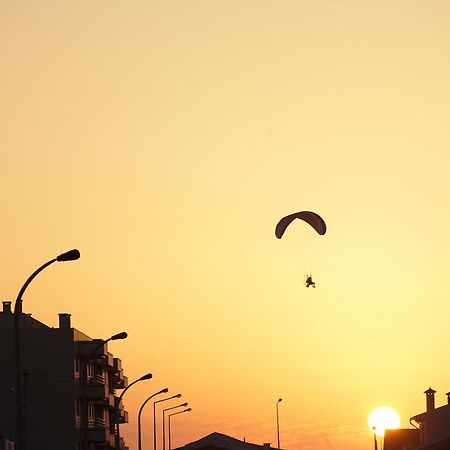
xmin=0 ymin=300 xmax=129 ymax=450
xmin=384 ymin=388 xmax=450 ymax=450
xmin=175 ymin=432 xmax=279 ymax=450
xmin=383 ymin=429 xmax=420 ymax=450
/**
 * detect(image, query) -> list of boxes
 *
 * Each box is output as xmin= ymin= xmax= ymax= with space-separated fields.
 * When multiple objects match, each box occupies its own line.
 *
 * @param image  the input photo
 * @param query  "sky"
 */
xmin=2 ymin=1 xmax=450 ymax=449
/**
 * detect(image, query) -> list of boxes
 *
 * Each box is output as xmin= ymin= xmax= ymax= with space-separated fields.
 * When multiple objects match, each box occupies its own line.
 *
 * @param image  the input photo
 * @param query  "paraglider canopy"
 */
xmin=275 ymin=211 xmax=326 ymax=239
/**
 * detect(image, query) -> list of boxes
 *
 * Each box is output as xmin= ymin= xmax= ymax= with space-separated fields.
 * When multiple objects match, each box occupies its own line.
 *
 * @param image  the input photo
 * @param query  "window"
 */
xmin=74 ymin=356 xmax=80 ymax=378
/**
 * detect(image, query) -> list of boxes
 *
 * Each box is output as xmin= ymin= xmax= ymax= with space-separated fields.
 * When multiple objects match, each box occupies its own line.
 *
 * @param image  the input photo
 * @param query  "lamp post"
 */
xmin=80 ymin=331 xmax=128 ymax=450
xmin=162 ymin=403 xmax=188 ymax=450
xmin=168 ymin=408 xmax=191 ymax=450
xmin=138 ymin=388 xmax=169 ymax=450
xmin=115 ymin=372 xmax=153 ymax=450
xmin=373 ymin=427 xmax=378 ymax=450
xmin=84 ymin=332 xmax=128 ymax=371
xmin=276 ymin=398 xmax=282 ymax=449
xmin=13 ymin=249 xmax=80 ymax=450
xmin=153 ymin=394 xmax=182 ymax=450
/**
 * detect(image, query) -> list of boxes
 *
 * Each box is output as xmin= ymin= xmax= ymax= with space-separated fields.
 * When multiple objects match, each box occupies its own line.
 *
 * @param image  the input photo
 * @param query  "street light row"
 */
xmin=80 ymin=332 xmax=191 ymax=450
xmin=117 ymin=374 xmax=191 ymax=450
xmin=81 ymin=319 xmax=192 ymax=450
xmin=12 ymin=249 xmax=191 ymax=450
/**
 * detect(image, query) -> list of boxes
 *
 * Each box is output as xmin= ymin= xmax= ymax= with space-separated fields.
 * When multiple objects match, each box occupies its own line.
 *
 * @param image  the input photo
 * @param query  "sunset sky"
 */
xmin=2 ymin=1 xmax=450 ymax=449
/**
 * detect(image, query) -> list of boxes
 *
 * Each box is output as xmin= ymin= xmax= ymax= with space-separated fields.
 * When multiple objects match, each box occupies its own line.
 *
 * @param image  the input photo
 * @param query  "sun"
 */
xmin=368 ymin=407 xmax=400 ymax=436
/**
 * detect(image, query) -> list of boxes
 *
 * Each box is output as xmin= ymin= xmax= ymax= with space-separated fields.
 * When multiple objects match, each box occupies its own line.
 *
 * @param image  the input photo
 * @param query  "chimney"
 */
xmin=58 ymin=313 xmax=71 ymax=329
xmin=2 ymin=301 xmax=12 ymax=313
xmin=446 ymin=392 xmax=450 ymax=405
xmin=425 ymin=387 xmax=436 ymax=412
xmin=263 ymin=444 xmax=271 ymax=450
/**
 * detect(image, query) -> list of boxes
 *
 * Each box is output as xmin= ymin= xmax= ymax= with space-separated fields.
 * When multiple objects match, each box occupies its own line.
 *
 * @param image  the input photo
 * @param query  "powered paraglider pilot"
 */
xmin=305 ymin=276 xmax=315 ymax=288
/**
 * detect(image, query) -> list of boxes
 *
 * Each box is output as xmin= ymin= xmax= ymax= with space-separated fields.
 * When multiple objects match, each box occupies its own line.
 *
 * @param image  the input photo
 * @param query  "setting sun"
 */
xmin=368 ymin=407 xmax=401 ymax=436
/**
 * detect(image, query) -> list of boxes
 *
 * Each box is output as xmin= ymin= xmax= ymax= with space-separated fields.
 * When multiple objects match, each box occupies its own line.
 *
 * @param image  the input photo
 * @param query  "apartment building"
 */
xmin=0 ymin=301 xmax=129 ymax=450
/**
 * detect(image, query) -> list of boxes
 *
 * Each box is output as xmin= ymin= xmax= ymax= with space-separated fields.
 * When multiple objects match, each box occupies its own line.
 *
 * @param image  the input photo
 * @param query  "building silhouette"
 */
xmin=174 ymin=432 xmax=279 ymax=450
xmin=384 ymin=388 xmax=450 ymax=450
xmin=0 ymin=301 xmax=129 ymax=450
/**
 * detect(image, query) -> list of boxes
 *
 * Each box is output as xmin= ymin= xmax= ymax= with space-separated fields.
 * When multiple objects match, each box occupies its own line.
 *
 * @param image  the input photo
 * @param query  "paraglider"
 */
xmin=275 ymin=211 xmax=326 ymax=239
xmin=275 ymin=211 xmax=326 ymax=288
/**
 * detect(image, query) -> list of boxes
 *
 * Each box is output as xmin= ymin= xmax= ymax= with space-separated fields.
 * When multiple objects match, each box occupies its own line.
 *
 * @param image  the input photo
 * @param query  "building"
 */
xmin=410 ymin=388 xmax=450 ymax=448
xmin=175 ymin=432 xmax=279 ymax=450
xmin=0 ymin=300 xmax=129 ymax=450
xmin=384 ymin=429 xmax=420 ymax=450
xmin=384 ymin=388 xmax=450 ymax=450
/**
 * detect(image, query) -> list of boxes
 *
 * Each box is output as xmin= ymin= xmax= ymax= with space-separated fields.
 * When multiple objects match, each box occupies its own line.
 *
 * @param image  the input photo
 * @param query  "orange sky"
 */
xmin=2 ymin=1 xmax=450 ymax=449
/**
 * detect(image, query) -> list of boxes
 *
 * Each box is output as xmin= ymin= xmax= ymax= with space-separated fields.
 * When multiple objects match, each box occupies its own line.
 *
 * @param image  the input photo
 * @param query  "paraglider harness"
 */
xmin=305 ymin=276 xmax=315 ymax=288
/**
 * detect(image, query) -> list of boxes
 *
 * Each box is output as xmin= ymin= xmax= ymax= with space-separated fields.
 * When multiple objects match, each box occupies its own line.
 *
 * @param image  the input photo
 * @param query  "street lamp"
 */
xmin=276 ymin=398 xmax=282 ymax=449
xmin=13 ymin=249 xmax=80 ymax=450
xmin=81 ymin=332 xmax=128 ymax=450
xmin=162 ymin=403 xmax=188 ymax=450
xmin=153 ymin=394 xmax=182 ymax=450
xmin=115 ymin=372 xmax=153 ymax=450
xmin=138 ymin=388 xmax=169 ymax=450
xmin=168 ymin=408 xmax=191 ymax=450
xmin=81 ymin=332 xmax=128 ymax=383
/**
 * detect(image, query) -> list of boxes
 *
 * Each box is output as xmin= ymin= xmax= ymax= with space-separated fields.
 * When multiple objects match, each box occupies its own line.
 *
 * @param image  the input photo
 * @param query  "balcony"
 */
xmin=88 ymin=416 xmax=106 ymax=430
xmin=116 ymin=409 xmax=129 ymax=424
xmin=100 ymin=393 xmax=115 ymax=409
xmin=86 ymin=429 xmax=110 ymax=444
xmin=113 ymin=372 xmax=127 ymax=390
xmin=81 ymin=375 xmax=107 ymax=399
xmin=97 ymin=352 xmax=114 ymax=369
xmin=113 ymin=357 xmax=122 ymax=372
xmin=112 ymin=358 xmax=127 ymax=389
xmin=85 ymin=417 xmax=114 ymax=444
xmin=91 ymin=374 xmax=105 ymax=385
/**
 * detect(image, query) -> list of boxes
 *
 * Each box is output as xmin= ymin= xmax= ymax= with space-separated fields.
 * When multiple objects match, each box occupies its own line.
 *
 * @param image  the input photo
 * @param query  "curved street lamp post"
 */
xmin=168 ymin=408 xmax=191 ymax=450
xmin=138 ymin=388 xmax=169 ymax=450
xmin=162 ymin=403 xmax=188 ymax=450
xmin=13 ymin=249 xmax=80 ymax=450
xmin=115 ymin=372 xmax=153 ymax=450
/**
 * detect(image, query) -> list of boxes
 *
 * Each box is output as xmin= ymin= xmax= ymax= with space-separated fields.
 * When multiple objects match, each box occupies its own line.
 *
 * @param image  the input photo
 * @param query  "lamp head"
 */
xmin=185 ymin=408 xmax=192 ymax=412
xmin=140 ymin=373 xmax=153 ymax=381
xmin=159 ymin=388 xmax=169 ymax=395
xmin=111 ymin=332 xmax=128 ymax=340
xmin=56 ymin=249 xmax=81 ymax=262
xmin=277 ymin=398 xmax=282 ymax=403
xmin=181 ymin=402 xmax=188 ymax=407
xmin=175 ymin=393 xmax=182 ymax=398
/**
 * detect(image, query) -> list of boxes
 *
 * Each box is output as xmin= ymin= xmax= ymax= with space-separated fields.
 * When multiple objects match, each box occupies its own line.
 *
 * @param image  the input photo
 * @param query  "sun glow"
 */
xmin=368 ymin=407 xmax=400 ymax=436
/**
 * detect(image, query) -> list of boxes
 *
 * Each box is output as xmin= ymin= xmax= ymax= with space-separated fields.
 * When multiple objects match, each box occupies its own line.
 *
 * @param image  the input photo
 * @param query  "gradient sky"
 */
xmin=2 ymin=1 xmax=450 ymax=449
